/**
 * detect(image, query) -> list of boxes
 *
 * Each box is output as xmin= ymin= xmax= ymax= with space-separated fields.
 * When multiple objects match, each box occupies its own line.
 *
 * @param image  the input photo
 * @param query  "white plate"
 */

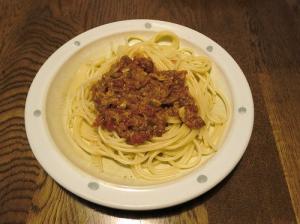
xmin=25 ymin=20 xmax=254 ymax=210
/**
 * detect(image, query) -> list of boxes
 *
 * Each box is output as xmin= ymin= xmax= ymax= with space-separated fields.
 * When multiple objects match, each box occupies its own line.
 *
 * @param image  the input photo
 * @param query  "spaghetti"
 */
xmin=66 ymin=31 xmax=230 ymax=182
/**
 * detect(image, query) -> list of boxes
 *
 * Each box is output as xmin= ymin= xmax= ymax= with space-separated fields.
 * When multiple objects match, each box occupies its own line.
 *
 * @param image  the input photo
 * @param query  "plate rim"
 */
xmin=25 ymin=19 xmax=254 ymax=210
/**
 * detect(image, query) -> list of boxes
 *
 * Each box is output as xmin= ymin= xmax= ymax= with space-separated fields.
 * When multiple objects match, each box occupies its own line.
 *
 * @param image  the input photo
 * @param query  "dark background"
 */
xmin=0 ymin=0 xmax=299 ymax=223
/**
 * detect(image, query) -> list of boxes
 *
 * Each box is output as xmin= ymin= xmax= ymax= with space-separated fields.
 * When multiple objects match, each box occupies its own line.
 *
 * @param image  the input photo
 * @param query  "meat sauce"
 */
xmin=92 ymin=56 xmax=204 ymax=145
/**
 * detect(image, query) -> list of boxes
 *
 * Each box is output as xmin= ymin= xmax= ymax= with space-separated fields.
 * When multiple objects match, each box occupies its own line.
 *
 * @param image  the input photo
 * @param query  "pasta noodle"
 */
xmin=66 ymin=31 xmax=230 ymax=182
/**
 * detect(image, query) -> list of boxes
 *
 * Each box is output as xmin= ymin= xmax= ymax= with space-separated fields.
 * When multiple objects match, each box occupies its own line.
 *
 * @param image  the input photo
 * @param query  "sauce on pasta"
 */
xmin=92 ymin=56 xmax=204 ymax=145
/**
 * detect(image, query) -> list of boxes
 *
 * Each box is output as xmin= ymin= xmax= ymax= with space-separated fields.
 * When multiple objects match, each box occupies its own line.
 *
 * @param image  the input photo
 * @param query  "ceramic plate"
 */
xmin=25 ymin=20 xmax=254 ymax=210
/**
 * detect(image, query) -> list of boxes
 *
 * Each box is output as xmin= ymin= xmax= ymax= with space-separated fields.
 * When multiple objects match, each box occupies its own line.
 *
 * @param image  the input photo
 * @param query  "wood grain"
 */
xmin=0 ymin=0 xmax=299 ymax=223
xmin=259 ymin=71 xmax=300 ymax=223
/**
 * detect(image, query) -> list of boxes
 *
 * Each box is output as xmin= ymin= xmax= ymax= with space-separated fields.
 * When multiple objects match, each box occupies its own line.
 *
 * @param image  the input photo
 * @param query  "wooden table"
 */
xmin=1 ymin=0 xmax=299 ymax=223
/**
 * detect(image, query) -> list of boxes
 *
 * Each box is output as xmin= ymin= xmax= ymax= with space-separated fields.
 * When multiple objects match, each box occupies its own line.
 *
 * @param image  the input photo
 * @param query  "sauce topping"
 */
xmin=92 ymin=56 xmax=204 ymax=144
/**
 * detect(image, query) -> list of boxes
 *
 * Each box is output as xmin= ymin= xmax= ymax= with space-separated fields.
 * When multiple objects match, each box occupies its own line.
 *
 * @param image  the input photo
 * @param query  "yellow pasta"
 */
xmin=66 ymin=31 xmax=230 ymax=182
